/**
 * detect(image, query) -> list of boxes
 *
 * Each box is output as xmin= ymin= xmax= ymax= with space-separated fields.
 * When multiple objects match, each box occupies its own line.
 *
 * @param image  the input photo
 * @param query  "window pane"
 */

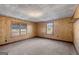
xmin=11 ymin=24 xmax=20 ymax=36
xmin=20 ymin=24 xmax=27 ymax=35
xmin=47 ymin=23 xmax=53 ymax=34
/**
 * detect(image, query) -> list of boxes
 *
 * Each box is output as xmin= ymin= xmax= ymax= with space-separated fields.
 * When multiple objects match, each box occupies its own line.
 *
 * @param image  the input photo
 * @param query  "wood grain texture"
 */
xmin=0 ymin=16 xmax=73 ymax=45
xmin=0 ymin=16 xmax=36 ymax=45
xmin=74 ymin=6 xmax=79 ymax=18
xmin=37 ymin=18 xmax=73 ymax=42
xmin=74 ymin=19 xmax=79 ymax=54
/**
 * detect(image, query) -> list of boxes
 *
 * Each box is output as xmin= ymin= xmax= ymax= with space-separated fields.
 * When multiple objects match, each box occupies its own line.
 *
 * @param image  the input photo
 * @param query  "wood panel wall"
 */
xmin=74 ymin=19 xmax=79 ymax=54
xmin=73 ymin=6 xmax=79 ymax=54
xmin=0 ymin=16 xmax=74 ymax=45
xmin=74 ymin=6 xmax=79 ymax=18
xmin=0 ymin=16 xmax=36 ymax=45
xmin=37 ymin=17 xmax=73 ymax=42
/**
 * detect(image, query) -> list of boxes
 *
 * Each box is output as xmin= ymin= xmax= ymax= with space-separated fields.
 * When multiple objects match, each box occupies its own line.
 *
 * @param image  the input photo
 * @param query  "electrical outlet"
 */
xmin=5 ymin=40 xmax=7 ymax=42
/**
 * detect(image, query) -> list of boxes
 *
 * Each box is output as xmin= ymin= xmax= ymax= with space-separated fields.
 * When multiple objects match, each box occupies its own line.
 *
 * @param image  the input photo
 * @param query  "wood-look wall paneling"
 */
xmin=0 ymin=18 xmax=7 ymax=44
xmin=0 ymin=20 xmax=3 ymax=44
xmin=0 ymin=16 xmax=36 ymax=45
xmin=74 ymin=6 xmax=79 ymax=19
xmin=74 ymin=19 xmax=79 ymax=54
xmin=0 ymin=20 xmax=2 ymax=43
xmin=37 ymin=18 xmax=73 ymax=42
xmin=0 ymin=16 xmax=73 ymax=45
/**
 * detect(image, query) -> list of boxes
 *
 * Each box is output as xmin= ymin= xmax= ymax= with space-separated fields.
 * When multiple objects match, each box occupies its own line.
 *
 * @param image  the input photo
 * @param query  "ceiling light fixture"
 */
xmin=27 ymin=10 xmax=43 ymax=17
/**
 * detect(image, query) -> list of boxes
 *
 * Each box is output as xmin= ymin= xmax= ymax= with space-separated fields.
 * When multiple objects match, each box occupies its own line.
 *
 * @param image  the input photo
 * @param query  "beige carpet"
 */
xmin=0 ymin=38 xmax=77 ymax=55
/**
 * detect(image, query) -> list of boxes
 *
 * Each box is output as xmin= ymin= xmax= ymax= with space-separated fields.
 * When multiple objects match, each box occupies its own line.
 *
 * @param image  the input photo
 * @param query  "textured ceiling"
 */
xmin=0 ymin=4 xmax=77 ymax=22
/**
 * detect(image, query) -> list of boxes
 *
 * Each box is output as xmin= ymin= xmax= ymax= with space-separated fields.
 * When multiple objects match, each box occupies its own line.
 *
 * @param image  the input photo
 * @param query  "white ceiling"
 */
xmin=0 ymin=4 xmax=77 ymax=22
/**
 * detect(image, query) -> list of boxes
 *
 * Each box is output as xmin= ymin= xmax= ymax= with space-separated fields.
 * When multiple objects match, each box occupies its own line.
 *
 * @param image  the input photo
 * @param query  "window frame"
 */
xmin=46 ymin=23 xmax=53 ymax=35
xmin=11 ymin=23 xmax=20 ymax=37
xmin=20 ymin=24 xmax=27 ymax=35
xmin=11 ymin=22 xmax=27 ymax=37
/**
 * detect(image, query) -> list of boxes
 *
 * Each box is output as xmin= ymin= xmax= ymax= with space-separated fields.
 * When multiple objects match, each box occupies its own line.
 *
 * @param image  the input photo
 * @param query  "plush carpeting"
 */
xmin=0 ymin=38 xmax=77 ymax=55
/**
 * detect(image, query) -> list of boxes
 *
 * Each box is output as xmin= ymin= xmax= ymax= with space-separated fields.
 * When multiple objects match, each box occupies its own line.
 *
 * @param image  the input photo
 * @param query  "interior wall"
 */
xmin=37 ymin=17 xmax=73 ymax=42
xmin=0 ymin=16 xmax=36 ymax=45
xmin=74 ymin=19 xmax=79 ymax=54
xmin=74 ymin=6 xmax=79 ymax=18
xmin=0 ymin=16 xmax=74 ymax=45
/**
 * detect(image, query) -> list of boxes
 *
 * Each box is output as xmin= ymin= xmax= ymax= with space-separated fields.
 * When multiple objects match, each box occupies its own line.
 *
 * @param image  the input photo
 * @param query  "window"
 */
xmin=47 ymin=23 xmax=53 ymax=34
xmin=20 ymin=24 xmax=27 ymax=35
xmin=11 ymin=23 xmax=27 ymax=36
xmin=11 ymin=24 xmax=20 ymax=36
